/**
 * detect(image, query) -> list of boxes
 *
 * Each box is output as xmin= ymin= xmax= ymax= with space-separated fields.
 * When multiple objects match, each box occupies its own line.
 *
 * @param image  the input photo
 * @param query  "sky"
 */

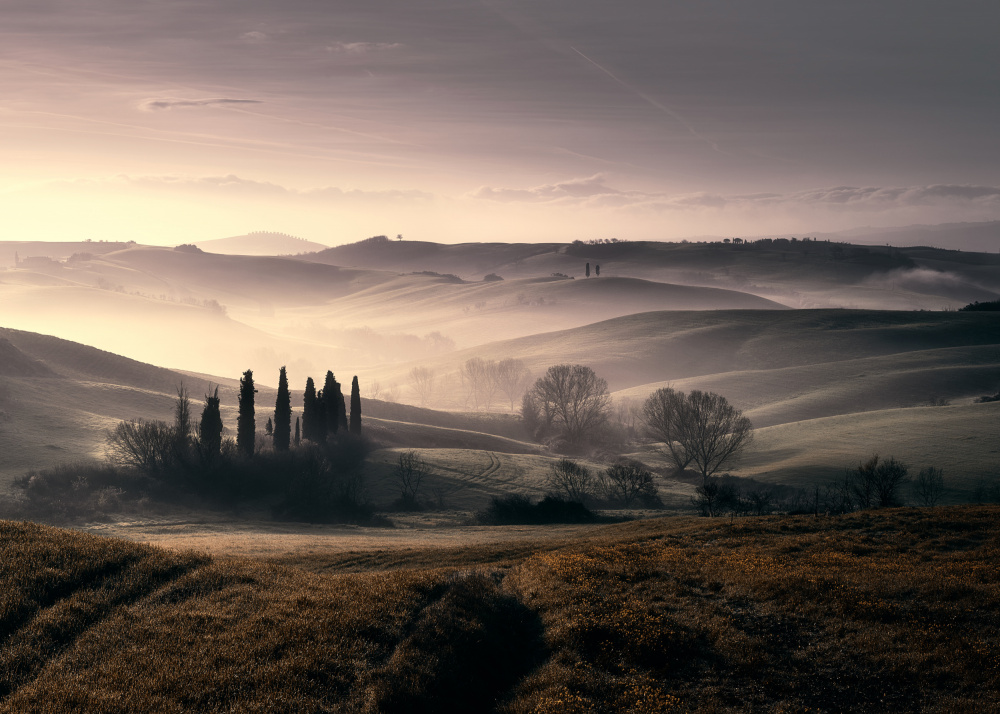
xmin=2 ymin=0 xmax=999 ymax=246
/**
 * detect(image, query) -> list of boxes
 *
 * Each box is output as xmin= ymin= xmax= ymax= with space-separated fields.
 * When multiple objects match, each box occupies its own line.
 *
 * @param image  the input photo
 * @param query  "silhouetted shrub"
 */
xmin=598 ymin=460 xmax=661 ymax=508
xmin=959 ymin=300 xmax=1000 ymax=312
xmin=476 ymin=495 xmax=599 ymax=525
xmin=173 ymin=244 xmax=203 ymax=253
xmin=482 ymin=273 xmax=503 ymax=282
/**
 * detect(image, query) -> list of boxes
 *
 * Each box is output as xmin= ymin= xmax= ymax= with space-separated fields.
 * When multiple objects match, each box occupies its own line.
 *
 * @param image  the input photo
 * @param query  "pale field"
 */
xmin=73 ymin=514 xmax=613 ymax=559
xmin=364 ymin=447 xmax=699 ymax=511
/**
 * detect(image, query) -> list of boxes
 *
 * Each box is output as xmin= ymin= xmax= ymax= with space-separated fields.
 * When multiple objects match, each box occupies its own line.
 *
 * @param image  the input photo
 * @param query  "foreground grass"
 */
xmin=3 ymin=507 xmax=1000 ymax=711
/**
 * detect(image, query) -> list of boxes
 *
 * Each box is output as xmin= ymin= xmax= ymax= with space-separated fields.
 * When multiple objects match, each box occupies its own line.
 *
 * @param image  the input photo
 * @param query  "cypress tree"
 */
xmin=302 ymin=377 xmax=319 ymax=442
xmin=322 ymin=371 xmax=341 ymax=436
xmin=350 ymin=376 xmax=362 ymax=434
xmin=294 ymin=416 xmax=300 ymax=447
xmin=199 ymin=386 xmax=223 ymax=460
xmin=237 ymin=369 xmax=256 ymax=457
xmin=273 ymin=366 xmax=291 ymax=451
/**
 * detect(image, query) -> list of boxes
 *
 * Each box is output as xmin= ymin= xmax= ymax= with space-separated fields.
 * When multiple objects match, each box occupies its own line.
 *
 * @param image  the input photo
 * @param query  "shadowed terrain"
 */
xmin=3 ymin=507 xmax=1000 ymax=712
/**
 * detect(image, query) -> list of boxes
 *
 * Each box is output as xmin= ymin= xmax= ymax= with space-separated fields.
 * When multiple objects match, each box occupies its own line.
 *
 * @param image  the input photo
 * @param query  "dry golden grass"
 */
xmin=3 ymin=507 xmax=1000 ymax=711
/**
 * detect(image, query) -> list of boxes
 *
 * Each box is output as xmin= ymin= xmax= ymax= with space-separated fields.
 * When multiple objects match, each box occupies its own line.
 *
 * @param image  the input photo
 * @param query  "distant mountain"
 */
xmin=195 ymin=232 xmax=329 ymax=256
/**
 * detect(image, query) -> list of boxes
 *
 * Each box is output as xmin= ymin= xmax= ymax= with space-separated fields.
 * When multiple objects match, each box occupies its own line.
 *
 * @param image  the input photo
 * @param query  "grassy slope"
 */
xmin=379 ymin=309 xmax=1000 ymax=394
xmin=614 ymin=344 xmax=1000 ymax=427
xmin=4 ymin=507 xmax=1000 ymax=712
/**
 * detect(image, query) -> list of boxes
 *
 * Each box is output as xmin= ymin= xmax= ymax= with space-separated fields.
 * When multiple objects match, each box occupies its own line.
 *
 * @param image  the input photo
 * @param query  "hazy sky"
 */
xmin=3 ymin=0 xmax=999 ymax=245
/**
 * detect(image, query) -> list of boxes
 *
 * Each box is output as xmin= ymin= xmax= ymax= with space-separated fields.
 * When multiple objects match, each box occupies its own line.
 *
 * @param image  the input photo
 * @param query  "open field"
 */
xmin=4 ymin=506 xmax=1000 ymax=711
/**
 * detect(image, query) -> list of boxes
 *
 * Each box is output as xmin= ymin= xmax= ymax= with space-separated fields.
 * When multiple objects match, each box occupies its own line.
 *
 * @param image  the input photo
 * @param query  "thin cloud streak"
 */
xmin=473 ymin=176 xmax=1000 ymax=213
xmin=140 ymin=98 xmax=264 ymax=111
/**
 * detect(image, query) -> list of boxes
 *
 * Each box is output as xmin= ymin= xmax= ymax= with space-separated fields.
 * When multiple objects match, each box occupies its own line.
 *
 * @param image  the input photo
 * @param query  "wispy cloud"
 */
xmin=473 ymin=177 xmax=1000 ymax=213
xmin=325 ymin=42 xmax=403 ymax=54
xmin=139 ymin=98 xmax=264 ymax=112
xmin=57 ymin=173 xmax=435 ymax=203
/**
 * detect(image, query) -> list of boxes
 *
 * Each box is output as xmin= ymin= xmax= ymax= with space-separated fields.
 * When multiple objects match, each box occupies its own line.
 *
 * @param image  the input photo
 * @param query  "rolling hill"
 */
xmin=194 ymin=231 xmax=329 ymax=256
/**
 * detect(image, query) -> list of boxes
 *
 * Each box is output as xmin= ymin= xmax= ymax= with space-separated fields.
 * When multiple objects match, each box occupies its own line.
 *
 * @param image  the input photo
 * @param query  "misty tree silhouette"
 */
xmin=350 ymin=376 xmax=362 ymax=434
xmin=273 ymin=366 xmax=291 ymax=451
xmin=237 ymin=369 xmax=257 ymax=457
xmin=199 ymin=386 xmax=223 ymax=460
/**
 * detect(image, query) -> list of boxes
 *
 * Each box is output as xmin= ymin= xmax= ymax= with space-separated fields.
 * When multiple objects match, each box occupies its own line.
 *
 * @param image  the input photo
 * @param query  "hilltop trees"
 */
xmin=237 ymin=369 xmax=256 ymax=457
xmin=523 ymin=364 xmax=610 ymax=446
xmin=642 ymin=388 xmax=753 ymax=479
xmin=273 ymin=366 xmax=291 ymax=451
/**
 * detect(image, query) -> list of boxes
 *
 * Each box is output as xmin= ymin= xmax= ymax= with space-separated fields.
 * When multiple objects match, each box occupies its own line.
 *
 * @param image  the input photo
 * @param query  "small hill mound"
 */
xmin=195 ymin=231 xmax=329 ymax=256
xmin=0 ymin=338 xmax=54 ymax=377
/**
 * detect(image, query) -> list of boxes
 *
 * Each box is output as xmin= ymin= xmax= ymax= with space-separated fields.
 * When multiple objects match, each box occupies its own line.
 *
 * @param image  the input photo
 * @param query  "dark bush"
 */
xmin=958 ymin=300 xmax=1000 ymax=312
xmin=476 ymin=495 xmax=599 ymax=525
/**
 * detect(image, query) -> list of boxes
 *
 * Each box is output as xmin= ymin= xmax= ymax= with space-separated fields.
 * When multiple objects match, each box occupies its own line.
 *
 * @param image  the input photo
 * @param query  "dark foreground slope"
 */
xmin=3 ymin=507 xmax=1000 ymax=712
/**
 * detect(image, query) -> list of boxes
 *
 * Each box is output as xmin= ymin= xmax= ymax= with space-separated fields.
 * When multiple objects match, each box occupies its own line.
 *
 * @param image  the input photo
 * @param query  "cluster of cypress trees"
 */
xmin=201 ymin=367 xmax=363 ymax=459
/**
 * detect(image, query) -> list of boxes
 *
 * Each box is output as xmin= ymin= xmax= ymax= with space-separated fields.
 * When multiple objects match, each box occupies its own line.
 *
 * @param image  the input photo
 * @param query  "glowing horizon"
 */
xmin=3 ymin=1 xmax=999 ymax=247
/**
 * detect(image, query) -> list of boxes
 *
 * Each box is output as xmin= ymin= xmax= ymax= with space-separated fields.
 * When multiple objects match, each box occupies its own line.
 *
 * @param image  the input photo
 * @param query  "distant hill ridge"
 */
xmin=195 ymin=232 xmax=329 ymax=256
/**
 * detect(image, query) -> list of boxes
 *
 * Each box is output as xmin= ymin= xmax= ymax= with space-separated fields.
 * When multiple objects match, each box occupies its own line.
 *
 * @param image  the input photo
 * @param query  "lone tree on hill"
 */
xmin=237 ymin=369 xmax=256 ymax=457
xmin=585 ymin=262 xmax=591 ymax=278
xmin=524 ymin=364 xmax=610 ymax=445
xmin=642 ymin=387 xmax=753 ymax=479
xmin=199 ymin=386 xmax=223 ymax=459
xmin=273 ymin=366 xmax=291 ymax=451
xmin=302 ymin=377 xmax=322 ymax=442
xmin=350 ymin=376 xmax=362 ymax=434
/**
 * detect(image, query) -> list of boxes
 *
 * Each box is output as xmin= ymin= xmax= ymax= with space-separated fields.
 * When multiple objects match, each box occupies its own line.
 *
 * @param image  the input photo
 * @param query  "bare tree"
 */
xmin=106 ymin=419 xmax=176 ymax=471
xmin=852 ymin=454 xmax=909 ymax=508
xmin=912 ymin=466 xmax=945 ymax=507
xmin=495 ymin=358 xmax=532 ymax=413
xmin=528 ymin=364 xmax=611 ymax=445
xmin=409 ymin=367 xmax=436 ymax=406
xmin=545 ymin=458 xmax=594 ymax=503
xmin=599 ymin=460 xmax=658 ymax=507
xmin=643 ymin=388 xmax=753 ymax=479
xmin=393 ymin=450 xmax=429 ymax=505
xmin=461 ymin=357 xmax=500 ymax=411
